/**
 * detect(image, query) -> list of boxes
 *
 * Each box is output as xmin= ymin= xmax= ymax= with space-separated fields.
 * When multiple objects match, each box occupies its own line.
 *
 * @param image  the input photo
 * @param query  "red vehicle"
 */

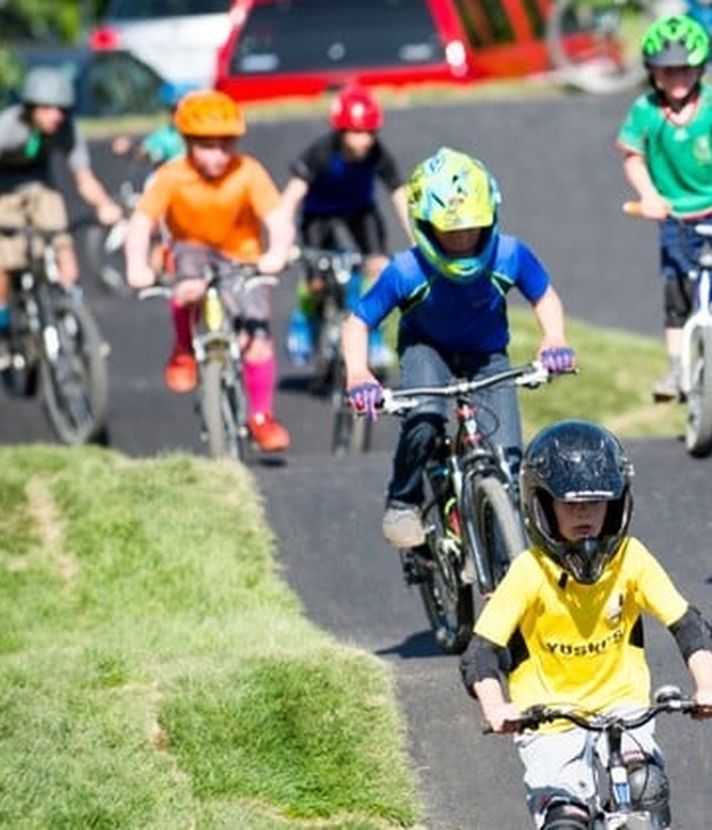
xmin=215 ymin=0 xmax=554 ymax=103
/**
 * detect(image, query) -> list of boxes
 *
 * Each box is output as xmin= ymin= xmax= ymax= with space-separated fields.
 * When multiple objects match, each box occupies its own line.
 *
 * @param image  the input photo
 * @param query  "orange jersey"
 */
xmin=137 ymin=154 xmax=280 ymax=259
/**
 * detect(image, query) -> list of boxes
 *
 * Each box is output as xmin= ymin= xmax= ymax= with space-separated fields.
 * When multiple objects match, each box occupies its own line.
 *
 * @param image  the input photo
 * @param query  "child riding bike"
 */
xmin=280 ymin=84 xmax=412 ymax=370
xmin=124 ymin=89 xmax=294 ymax=452
xmin=617 ymin=14 xmax=712 ymax=402
xmin=0 ymin=66 xmax=121 ymax=363
xmin=341 ymin=147 xmax=575 ymax=549
xmin=460 ymin=419 xmax=712 ymax=829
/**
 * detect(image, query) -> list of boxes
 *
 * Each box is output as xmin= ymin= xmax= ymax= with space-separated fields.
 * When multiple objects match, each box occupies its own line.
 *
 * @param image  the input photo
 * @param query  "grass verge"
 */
xmin=0 ymin=447 xmax=420 ymax=829
xmin=508 ymin=306 xmax=685 ymax=439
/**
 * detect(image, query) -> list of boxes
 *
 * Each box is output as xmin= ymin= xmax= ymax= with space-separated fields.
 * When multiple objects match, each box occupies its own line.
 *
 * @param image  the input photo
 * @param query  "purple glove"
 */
xmin=347 ymin=382 xmax=384 ymax=421
xmin=540 ymin=347 xmax=575 ymax=375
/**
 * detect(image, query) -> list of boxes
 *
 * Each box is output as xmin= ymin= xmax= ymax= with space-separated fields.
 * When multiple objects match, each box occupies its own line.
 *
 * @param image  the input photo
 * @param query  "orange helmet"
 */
xmin=175 ymin=90 xmax=246 ymax=138
xmin=329 ymin=85 xmax=383 ymax=131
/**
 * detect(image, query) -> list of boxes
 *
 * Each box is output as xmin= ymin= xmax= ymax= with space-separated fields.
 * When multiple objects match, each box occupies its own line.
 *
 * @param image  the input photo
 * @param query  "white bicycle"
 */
xmin=625 ymin=202 xmax=712 ymax=456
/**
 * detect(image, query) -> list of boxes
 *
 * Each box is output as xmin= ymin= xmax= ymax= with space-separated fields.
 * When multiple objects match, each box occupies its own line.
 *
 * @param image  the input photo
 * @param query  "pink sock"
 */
xmin=169 ymin=297 xmax=194 ymax=352
xmin=243 ymin=355 xmax=276 ymax=417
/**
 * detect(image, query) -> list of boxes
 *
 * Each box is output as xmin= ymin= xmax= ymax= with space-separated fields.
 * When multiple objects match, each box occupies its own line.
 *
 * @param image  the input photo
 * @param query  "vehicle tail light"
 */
xmin=445 ymin=40 xmax=468 ymax=76
xmin=89 ymin=26 xmax=122 ymax=50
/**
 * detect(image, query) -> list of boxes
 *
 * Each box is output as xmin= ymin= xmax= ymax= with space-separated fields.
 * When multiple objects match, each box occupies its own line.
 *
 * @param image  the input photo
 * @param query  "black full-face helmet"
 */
xmin=521 ymin=420 xmax=634 ymax=585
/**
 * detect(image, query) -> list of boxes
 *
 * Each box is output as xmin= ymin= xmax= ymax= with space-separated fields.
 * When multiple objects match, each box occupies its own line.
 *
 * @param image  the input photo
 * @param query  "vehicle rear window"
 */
xmin=107 ymin=0 xmax=229 ymax=20
xmin=229 ymin=0 xmax=445 ymax=75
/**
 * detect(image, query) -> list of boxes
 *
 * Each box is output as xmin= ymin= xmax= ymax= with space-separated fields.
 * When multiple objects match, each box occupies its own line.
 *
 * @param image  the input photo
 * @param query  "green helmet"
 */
xmin=21 ymin=66 xmax=75 ymax=108
xmin=406 ymin=147 xmax=500 ymax=283
xmin=641 ymin=14 xmax=710 ymax=68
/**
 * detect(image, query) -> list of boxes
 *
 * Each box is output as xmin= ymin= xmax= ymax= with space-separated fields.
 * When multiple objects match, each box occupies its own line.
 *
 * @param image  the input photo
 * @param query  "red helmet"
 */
xmin=329 ymin=85 xmax=383 ymax=131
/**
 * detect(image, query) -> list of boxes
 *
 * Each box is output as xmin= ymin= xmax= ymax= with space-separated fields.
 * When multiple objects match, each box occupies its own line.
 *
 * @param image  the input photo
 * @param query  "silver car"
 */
xmin=88 ymin=0 xmax=237 ymax=88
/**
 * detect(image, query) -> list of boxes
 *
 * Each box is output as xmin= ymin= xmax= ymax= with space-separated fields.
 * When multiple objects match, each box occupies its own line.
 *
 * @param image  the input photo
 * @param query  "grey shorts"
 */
xmin=515 ymin=711 xmax=663 ymax=828
xmin=172 ymin=241 xmax=271 ymax=333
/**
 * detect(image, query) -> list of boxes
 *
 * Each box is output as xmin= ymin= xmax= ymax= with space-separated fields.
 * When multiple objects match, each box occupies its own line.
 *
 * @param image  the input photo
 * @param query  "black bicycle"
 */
xmin=491 ymin=685 xmax=712 ymax=829
xmin=1 ymin=225 xmax=109 ymax=444
xmin=140 ymin=263 xmax=277 ymax=461
xmin=297 ymin=246 xmax=376 ymax=456
xmin=380 ymin=361 xmax=567 ymax=654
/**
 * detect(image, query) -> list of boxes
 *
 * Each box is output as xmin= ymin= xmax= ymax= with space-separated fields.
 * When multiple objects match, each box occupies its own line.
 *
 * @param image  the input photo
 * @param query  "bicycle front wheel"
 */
xmin=200 ymin=358 xmax=246 ymax=460
xmin=546 ymin=0 xmax=655 ymax=94
xmin=686 ymin=325 xmax=712 ymax=457
xmin=331 ymin=359 xmax=372 ymax=456
xmin=463 ymin=475 xmax=526 ymax=596
xmin=40 ymin=295 xmax=108 ymax=444
xmin=418 ymin=471 xmax=474 ymax=654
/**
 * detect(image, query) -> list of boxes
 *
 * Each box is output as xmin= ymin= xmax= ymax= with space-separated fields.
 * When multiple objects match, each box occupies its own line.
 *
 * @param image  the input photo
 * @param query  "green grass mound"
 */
xmin=0 ymin=447 xmax=420 ymax=829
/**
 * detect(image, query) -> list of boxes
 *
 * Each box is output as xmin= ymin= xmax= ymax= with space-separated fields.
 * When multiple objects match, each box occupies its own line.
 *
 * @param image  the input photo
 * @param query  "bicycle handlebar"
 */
xmin=379 ymin=361 xmax=562 ymax=415
xmin=483 ymin=689 xmax=711 ymax=736
xmin=136 ymin=264 xmax=279 ymax=301
xmin=623 ymin=202 xmax=712 ymax=238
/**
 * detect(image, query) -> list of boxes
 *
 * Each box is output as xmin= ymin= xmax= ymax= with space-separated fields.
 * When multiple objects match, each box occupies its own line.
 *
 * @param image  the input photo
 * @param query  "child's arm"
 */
xmin=622 ymin=151 xmax=670 ymax=219
xmin=473 ymin=677 xmax=521 ymax=733
xmin=390 ymin=185 xmax=413 ymax=243
xmin=688 ymin=650 xmax=712 ymax=707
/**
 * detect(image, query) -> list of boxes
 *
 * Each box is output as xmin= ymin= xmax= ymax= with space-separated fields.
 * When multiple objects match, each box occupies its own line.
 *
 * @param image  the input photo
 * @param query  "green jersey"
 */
xmin=617 ymin=84 xmax=712 ymax=218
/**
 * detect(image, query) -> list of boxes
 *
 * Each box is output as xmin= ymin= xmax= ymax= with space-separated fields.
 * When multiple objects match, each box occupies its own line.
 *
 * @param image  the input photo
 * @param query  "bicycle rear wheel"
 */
xmin=200 ymin=358 xmax=246 ymax=460
xmin=417 ymin=470 xmax=474 ymax=654
xmin=685 ymin=325 xmax=712 ymax=457
xmin=463 ymin=475 xmax=526 ymax=596
xmin=546 ymin=0 xmax=655 ymax=94
xmin=40 ymin=294 xmax=108 ymax=444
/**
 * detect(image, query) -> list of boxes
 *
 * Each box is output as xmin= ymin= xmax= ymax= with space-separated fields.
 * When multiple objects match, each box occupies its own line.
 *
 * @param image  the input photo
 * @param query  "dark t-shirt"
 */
xmin=290 ymin=131 xmax=402 ymax=216
xmin=0 ymin=105 xmax=89 ymax=194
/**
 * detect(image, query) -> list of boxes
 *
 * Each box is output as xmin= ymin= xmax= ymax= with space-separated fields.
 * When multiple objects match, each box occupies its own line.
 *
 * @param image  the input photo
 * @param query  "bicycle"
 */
xmin=624 ymin=201 xmax=712 ymax=457
xmin=84 ymin=178 xmax=144 ymax=298
xmin=139 ymin=263 xmax=278 ymax=461
xmin=377 ymin=361 xmax=568 ymax=654
xmin=488 ymin=684 xmax=712 ymax=828
xmin=545 ymin=0 xmax=668 ymax=94
xmin=295 ymin=246 xmax=377 ymax=456
xmin=0 ymin=225 xmax=109 ymax=444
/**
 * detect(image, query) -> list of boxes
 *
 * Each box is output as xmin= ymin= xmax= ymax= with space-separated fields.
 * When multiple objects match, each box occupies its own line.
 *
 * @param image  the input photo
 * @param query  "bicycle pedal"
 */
xmin=400 ymin=549 xmax=431 ymax=585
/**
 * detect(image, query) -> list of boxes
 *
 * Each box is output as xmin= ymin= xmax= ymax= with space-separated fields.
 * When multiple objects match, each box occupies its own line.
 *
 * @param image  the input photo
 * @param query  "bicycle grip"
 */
xmin=623 ymin=201 xmax=644 ymax=218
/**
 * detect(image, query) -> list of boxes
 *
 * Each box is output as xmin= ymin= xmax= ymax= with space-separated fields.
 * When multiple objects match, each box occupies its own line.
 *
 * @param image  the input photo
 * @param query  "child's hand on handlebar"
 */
xmin=346 ymin=373 xmax=384 ymax=421
xmin=257 ymin=251 xmax=287 ymax=275
xmin=538 ymin=345 xmax=576 ymax=375
xmin=127 ymin=263 xmax=155 ymax=290
xmin=482 ymin=701 xmax=522 ymax=734
xmin=624 ymin=196 xmax=670 ymax=220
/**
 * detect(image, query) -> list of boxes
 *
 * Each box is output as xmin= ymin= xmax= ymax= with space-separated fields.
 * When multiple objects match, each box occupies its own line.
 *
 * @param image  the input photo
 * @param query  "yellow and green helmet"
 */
xmin=641 ymin=14 xmax=710 ymax=68
xmin=406 ymin=147 xmax=500 ymax=282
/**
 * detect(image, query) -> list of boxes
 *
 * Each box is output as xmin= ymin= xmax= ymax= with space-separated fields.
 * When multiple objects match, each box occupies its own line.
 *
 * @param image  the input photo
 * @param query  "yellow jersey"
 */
xmin=474 ymin=537 xmax=688 ymax=714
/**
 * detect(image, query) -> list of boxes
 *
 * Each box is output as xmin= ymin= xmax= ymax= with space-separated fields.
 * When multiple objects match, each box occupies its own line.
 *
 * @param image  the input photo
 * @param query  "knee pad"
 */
xmin=626 ymin=755 xmax=671 ymax=827
xmin=542 ymin=801 xmax=590 ymax=830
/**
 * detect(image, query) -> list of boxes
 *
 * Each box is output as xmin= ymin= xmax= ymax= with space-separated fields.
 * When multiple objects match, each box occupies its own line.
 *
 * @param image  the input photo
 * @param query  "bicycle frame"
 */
xmin=383 ymin=363 xmax=550 ymax=589
xmin=678 ymin=228 xmax=712 ymax=398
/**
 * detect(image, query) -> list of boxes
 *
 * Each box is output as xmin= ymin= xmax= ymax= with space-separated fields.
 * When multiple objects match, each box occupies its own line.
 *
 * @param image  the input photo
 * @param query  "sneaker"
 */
xmin=164 ymin=348 xmax=197 ymax=393
xmin=248 ymin=412 xmax=290 ymax=452
xmin=651 ymin=371 xmax=681 ymax=403
xmin=382 ymin=502 xmax=426 ymax=548
xmin=286 ymin=310 xmax=315 ymax=365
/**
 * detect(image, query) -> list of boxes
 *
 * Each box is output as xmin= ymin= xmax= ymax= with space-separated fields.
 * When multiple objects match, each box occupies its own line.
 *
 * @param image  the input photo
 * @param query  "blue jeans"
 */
xmin=386 ymin=340 xmax=523 ymax=506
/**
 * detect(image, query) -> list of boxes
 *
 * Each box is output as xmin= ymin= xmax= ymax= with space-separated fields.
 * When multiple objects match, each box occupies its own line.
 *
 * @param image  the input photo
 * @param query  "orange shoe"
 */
xmin=164 ymin=349 xmax=197 ymax=393
xmin=248 ymin=412 xmax=290 ymax=452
